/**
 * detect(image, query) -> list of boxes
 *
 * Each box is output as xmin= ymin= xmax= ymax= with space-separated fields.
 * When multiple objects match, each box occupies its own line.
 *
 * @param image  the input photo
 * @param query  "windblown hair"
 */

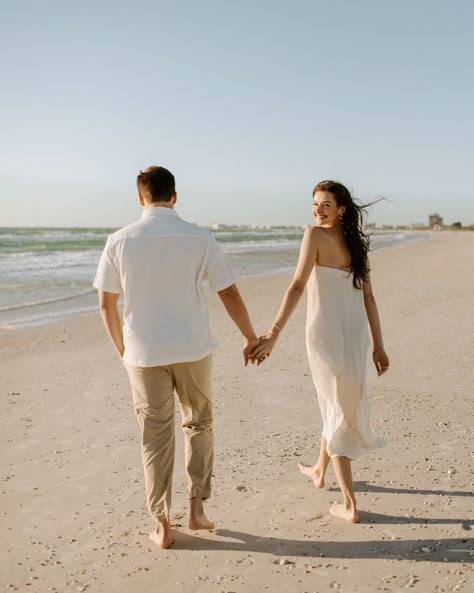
xmin=137 ymin=166 xmax=175 ymax=202
xmin=313 ymin=180 xmax=372 ymax=289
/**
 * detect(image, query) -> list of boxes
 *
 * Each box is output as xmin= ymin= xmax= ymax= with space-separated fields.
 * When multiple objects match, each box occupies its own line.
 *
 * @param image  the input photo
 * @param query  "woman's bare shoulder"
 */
xmin=303 ymin=225 xmax=327 ymax=242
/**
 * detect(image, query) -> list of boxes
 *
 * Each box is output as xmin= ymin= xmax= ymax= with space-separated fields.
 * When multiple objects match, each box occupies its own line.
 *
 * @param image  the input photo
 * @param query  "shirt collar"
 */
xmin=141 ymin=206 xmax=180 ymax=220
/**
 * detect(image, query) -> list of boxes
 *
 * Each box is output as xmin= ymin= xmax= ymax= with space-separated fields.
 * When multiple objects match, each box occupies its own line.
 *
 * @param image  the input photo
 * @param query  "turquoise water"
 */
xmin=0 ymin=226 xmax=425 ymax=329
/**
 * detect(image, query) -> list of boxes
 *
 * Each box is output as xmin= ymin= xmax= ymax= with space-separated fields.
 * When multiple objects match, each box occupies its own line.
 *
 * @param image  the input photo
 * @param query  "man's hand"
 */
xmin=243 ymin=337 xmax=261 ymax=366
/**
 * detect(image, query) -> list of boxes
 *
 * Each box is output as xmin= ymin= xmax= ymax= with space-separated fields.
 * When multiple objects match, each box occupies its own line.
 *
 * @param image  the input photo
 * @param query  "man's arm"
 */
xmin=217 ymin=283 xmax=259 ymax=365
xmin=98 ymin=290 xmax=124 ymax=358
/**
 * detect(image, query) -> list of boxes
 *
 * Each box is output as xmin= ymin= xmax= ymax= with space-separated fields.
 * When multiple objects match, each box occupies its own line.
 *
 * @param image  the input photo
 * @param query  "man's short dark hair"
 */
xmin=137 ymin=166 xmax=176 ymax=202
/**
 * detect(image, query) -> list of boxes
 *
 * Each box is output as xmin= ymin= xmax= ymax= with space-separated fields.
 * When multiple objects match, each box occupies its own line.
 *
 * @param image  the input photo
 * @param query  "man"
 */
xmin=93 ymin=166 xmax=259 ymax=549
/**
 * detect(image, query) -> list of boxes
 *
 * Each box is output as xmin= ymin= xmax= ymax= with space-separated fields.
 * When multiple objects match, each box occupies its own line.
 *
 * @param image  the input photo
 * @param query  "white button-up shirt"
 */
xmin=93 ymin=207 xmax=234 ymax=367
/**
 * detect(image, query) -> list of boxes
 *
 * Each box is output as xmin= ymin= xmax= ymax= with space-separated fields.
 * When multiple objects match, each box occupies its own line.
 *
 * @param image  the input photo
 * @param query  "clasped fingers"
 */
xmin=250 ymin=337 xmax=274 ymax=365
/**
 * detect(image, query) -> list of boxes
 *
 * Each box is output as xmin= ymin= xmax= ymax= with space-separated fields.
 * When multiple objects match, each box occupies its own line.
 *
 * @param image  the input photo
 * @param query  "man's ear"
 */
xmin=139 ymin=193 xmax=146 ymax=207
xmin=172 ymin=192 xmax=178 ymax=205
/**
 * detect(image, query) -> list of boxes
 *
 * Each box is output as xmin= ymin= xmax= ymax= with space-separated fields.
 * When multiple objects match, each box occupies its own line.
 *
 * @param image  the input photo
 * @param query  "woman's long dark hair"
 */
xmin=313 ymin=180 xmax=373 ymax=289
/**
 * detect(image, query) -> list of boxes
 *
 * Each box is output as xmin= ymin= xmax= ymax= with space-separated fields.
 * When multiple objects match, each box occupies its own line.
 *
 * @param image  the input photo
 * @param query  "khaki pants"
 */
xmin=124 ymin=355 xmax=213 ymax=522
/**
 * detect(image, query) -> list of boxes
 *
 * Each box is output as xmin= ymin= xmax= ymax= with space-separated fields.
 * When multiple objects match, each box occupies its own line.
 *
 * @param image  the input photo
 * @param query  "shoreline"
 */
xmin=0 ymin=229 xmax=433 ymax=331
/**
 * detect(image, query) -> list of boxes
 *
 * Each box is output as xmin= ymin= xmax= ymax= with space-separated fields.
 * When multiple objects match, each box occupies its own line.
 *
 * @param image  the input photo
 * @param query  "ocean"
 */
xmin=0 ymin=226 xmax=427 ymax=329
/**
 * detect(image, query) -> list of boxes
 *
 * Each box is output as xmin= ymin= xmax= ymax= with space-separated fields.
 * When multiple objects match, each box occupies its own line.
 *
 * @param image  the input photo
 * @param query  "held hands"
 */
xmin=249 ymin=331 xmax=279 ymax=365
xmin=243 ymin=324 xmax=280 ymax=366
xmin=373 ymin=346 xmax=389 ymax=376
xmin=243 ymin=336 xmax=261 ymax=366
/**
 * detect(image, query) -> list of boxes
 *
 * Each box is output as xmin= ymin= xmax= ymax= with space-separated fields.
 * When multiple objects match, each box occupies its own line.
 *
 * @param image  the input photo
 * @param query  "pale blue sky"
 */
xmin=1 ymin=0 xmax=473 ymax=227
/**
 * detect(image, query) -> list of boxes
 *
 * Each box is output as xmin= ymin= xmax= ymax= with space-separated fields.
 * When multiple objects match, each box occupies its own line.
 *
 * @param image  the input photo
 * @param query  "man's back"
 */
xmin=94 ymin=207 xmax=234 ymax=366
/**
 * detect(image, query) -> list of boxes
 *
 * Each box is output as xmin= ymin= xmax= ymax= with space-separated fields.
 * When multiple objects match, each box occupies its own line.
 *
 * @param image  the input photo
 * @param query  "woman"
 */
xmin=251 ymin=180 xmax=389 ymax=523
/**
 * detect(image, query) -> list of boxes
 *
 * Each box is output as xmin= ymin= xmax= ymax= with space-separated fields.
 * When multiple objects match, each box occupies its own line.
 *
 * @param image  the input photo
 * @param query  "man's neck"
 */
xmin=143 ymin=202 xmax=174 ymax=210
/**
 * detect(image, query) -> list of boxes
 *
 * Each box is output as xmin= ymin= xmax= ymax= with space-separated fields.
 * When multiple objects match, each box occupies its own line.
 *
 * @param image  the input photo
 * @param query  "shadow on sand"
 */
xmin=329 ymin=480 xmax=474 ymax=499
xmin=166 ymin=528 xmax=472 ymax=563
xmin=163 ymin=480 xmax=473 ymax=561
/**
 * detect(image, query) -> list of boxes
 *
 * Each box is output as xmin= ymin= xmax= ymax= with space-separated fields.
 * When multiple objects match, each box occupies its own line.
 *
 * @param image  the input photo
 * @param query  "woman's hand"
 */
xmin=373 ymin=346 xmax=389 ymax=376
xmin=250 ymin=332 xmax=279 ymax=365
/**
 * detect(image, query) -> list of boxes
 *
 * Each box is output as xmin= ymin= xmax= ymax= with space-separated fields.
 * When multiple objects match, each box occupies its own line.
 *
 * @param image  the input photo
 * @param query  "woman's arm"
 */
xmin=251 ymin=227 xmax=319 ymax=362
xmin=363 ymin=267 xmax=389 ymax=376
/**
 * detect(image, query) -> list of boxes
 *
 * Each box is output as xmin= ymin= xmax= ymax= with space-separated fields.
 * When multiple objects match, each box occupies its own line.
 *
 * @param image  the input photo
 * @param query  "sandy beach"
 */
xmin=1 ymin=232 xmax=473 ymax=593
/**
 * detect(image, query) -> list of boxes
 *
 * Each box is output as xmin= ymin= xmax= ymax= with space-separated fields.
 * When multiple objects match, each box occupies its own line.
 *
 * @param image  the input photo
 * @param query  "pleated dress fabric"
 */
xmin=305 ymin=266 xmax=383 ymax=460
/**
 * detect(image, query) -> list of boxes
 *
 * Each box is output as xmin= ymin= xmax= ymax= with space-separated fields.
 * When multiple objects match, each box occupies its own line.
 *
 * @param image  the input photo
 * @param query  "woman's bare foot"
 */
xmin=298 ymin=463 xmax=325 ymax=489
xmin=189 ymin=497 xmax=215 ymax=530
xmin=149 ymin=519 xmax=173 ymax=549
xmin=329 ymin=503 xmax=360 ymax=523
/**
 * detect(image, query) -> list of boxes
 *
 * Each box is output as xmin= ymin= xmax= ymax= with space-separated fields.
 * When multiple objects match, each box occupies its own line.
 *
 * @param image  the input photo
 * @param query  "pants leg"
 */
xmin=125 ymin=363 xmax=175 ymax=523
xmin=170 ymin=355 xmax=213 ymax=500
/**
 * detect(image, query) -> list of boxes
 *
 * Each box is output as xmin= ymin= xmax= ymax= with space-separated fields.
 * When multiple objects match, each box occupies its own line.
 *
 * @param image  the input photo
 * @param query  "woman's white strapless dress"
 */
xmin=305 ymin=266 xmax=383 ymax=460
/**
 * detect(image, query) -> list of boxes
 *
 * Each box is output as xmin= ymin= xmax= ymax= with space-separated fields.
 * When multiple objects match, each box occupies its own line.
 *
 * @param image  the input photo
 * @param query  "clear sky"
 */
xmin=1 ymin=0 xmax=473 ymax=228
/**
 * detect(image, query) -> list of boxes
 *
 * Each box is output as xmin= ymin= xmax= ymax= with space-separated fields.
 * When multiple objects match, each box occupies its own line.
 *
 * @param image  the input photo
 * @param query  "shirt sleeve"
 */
xmin=205 ymin=234 xmax=235 ymax=292
xmin=93 ymin=238 xmax=123 ymax=294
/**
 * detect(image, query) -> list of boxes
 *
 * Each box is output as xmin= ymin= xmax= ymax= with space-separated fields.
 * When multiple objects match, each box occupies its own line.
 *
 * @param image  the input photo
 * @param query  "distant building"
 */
xmin=210 ymin=223 xmax=232 ymax=230
xmin=428 ymin=213 xmax=443 ymax=228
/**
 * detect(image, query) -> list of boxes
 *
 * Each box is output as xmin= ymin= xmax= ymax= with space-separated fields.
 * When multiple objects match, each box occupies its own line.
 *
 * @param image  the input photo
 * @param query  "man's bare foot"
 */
xmin=149 ymin=520 xmax=173 ymax=549
xmin=189 ymin=510 xmax=215 ymax=530
xmin=189 ymin=497 xmax=215 ymax=530
xmin=298 ymin=463 xmax=325 ymax=489
xmin=329 ymin=503 xmax=360 ymax=523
